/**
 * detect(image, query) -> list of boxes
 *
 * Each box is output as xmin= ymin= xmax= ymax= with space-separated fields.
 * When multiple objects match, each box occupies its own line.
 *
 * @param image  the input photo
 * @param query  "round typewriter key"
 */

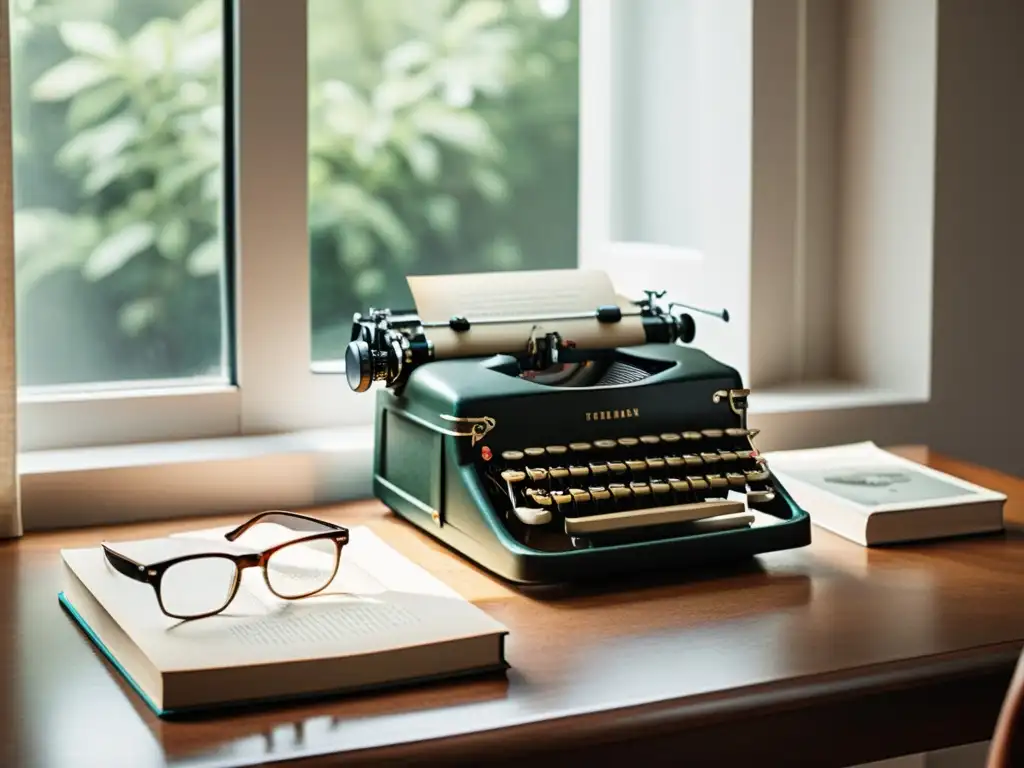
xmin=501 ymin=450 xmax=524 ymax=462
xmin=546 ymin=445 xmax=568 ymax=456
xmin=700 ymin=452 xmax=721 ymax=464
xmin=725 ymin=427 xmax=749 ymax=437
xmin=524 ymin=447 xmax=546 ymax=457
xmin=569 ymin=442 xmax=591 ymax=452
xmin=594 ymin=439 xmax=617 ymax=450
xmin=617 ymin=437 xmax=639 ymax=447
xmin=745 ymin=469 xmax=770 ymax=483
xmin=682 ymin=431 xmax=702 ymax=441
xmin=701 ymin=429 xmax=724 ymax=438
xmin=640 ymin=435 xmax=661 ymax=445
xmin=501 ymin=470 xmax=526 ymax=483
xmin=660 ymin=433 xmax=682 ymax=443
xmin=726 ymin=472 xmax=747 ymax=487
xmin=480 ymin=446 xmax=493 ymax=462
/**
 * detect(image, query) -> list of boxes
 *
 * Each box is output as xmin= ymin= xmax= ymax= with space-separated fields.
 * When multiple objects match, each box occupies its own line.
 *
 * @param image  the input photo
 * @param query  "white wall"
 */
xmin=753 ymin=0 xmax=1024 ymax=479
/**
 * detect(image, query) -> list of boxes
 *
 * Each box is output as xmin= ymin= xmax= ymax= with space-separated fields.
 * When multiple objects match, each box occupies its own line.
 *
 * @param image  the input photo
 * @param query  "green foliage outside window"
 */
xmin=10 ymin=0 xmax=579 ymax=386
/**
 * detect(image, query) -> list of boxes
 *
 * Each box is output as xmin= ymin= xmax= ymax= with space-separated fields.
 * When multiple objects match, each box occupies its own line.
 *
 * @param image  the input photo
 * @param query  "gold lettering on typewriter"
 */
xmin=585 ymin=407 xmax=640 ymax=422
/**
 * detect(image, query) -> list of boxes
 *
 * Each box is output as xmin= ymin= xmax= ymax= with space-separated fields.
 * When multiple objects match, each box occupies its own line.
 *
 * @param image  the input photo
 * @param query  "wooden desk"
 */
xmin=2 ymin=447 xmax=1022 ymax=768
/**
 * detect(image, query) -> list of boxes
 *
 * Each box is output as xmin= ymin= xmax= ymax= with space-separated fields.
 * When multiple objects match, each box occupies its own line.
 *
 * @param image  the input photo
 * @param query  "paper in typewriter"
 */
xmin=407 ymin=270 xmax=646 ymax=358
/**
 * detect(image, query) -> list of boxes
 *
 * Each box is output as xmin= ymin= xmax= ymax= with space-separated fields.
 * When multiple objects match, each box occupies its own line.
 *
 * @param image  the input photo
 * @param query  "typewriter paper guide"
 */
xmin=407 ymin=269 xmax=646 ymax=357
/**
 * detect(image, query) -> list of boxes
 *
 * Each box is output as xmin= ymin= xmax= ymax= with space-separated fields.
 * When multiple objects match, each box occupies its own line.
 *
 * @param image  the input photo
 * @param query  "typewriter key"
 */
xmin=687 ymin=476 xmax=710 ymax=491
xmin=501 ymin=450 xmax=524 ymax=462
xmin=607 ymin=461 xmax=628 ymax=475
xmin=682 ymin=431 xmax=703 ymax=441
xmin=524 ymin=447 xmax=546 ymax=458
xmin=726 ymin=472 xmax=747 ymax=487
xmin=668 ymin=478 xmax=690 ymax=495
xmin=745 ymin=469 xmax=770 ymax=483
xmin=640 ymin=435 xmax=661 ymax=446
xmin=660 ymin=433 xmax=682 ymax=443
xmin=701 ymin=429 xmax=724 ymax=438
xmin=625 ymin=459 xmax=647 ymax=473
xmin=546 ymin=445 xmax=568 ymax=457
xmin=569 ymin=442 xmax=592 ymax=453
xmin=650 ymin=481 xmax=672 ymax=498
xmin=594 ymin=439 xmax=617 ymax=450
xmin=706 ymin=474 xmax=728 ymax=490
xmin=617 ymin=437 xmax=639 ymax=448
xmin=683 ymin=454 xmax=703 ymax=466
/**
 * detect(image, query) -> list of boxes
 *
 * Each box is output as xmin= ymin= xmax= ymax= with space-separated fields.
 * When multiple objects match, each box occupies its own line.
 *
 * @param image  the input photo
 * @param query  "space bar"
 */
xmin=563 ymin=500 xmax=745 ymax=535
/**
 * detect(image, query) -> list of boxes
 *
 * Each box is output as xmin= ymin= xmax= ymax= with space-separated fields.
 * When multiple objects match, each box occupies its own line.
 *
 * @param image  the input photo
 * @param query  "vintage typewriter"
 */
xmin=345 ymin=270 xmax=810 ymax=584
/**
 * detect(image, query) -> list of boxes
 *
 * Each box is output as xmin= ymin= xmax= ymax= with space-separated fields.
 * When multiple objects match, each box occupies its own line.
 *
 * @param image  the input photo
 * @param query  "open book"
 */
xmin=764 ymin=442 xmax=1006 ymax=546
xmin=59 ymin=523 xmax=508 ymax=717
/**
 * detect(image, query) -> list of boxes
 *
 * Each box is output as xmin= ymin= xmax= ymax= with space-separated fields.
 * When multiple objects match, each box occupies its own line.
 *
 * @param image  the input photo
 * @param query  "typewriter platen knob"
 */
xmin=345 ymin=340 xmax=375 ymax=392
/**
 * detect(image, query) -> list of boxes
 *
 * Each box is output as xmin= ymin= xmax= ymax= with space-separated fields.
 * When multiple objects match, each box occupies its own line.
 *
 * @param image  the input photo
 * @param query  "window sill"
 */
xmin=19 ymin=383 xmax=928 ymax=531
xmin=748 ymin=382 xmax=929 ymax=415
xmin=20 ymin=426 xmax=375 ymax=531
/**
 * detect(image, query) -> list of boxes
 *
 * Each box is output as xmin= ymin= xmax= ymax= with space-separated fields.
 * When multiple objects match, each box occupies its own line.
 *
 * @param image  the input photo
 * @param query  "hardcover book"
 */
xmin=59 ymin=523 xmax=509 ymax=717
xmin=764 ymin=442 xmax=1006 ymax=546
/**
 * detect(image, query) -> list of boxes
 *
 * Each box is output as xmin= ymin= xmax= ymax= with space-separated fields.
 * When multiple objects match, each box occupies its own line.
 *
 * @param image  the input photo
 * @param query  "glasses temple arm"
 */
xmin=102 ymin=544 xmax=152 ymax=584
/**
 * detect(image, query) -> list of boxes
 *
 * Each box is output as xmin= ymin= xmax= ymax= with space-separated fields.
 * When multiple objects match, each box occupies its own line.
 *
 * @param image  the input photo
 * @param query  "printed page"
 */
xmin=406 ymin=269 xmax=645 ymax=357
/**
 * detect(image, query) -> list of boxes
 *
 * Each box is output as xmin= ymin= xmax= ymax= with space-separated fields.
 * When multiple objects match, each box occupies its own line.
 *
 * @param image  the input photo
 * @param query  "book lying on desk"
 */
xmin=58 ymin=524 xmax=509 ymax=717
xmin=764 ymin=442 xmax=1006 ymax=546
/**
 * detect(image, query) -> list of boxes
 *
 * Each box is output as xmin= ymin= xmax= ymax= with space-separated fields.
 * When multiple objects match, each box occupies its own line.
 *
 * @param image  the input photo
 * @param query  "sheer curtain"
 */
xmin=0 ymin=1 xmax=21 ymax=540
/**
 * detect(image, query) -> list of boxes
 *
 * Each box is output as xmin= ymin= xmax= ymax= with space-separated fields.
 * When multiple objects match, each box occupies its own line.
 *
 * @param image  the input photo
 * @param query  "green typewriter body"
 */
xmin=366 ymin=344 xmax=811 ymax=584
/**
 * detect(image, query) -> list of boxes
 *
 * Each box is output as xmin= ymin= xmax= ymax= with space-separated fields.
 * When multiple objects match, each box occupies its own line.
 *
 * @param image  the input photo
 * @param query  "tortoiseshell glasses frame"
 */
xmin=101 ymin=510 xmax=350 ymax=620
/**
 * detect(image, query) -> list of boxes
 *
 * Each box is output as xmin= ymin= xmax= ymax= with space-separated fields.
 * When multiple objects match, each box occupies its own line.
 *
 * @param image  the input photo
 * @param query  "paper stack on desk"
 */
xmin=764 ymin=442 xmax=1006 ymax=546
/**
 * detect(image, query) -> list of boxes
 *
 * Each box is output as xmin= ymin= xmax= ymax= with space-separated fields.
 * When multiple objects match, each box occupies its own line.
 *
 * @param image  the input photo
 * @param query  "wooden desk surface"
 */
xmin=2 ymin=446 xmax=1023 ymax=768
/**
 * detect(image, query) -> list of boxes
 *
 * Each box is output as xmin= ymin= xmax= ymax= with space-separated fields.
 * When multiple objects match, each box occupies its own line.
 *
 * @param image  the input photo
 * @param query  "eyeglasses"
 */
xmin=102 ymin=510 xmax=350 ymax=620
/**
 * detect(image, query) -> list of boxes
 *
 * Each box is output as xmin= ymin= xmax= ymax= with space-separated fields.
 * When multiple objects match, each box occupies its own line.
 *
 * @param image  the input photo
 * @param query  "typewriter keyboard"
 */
xmin=483 ymin=429 xmax=776 ymax=549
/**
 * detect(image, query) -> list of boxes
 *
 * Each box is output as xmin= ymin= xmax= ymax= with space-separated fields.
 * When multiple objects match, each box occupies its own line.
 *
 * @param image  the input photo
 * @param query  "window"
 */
xmin=9 ymin=0 xmax=939 ymax=527
xmin=307 ymin=0 xmax=580 ymax=363
xmin=11 ymin=0 xmax=229 ymax=389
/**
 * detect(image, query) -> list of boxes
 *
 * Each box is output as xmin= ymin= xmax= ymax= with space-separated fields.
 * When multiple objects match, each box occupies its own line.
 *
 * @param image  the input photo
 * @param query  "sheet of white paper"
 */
xmin=406 ymin=269 xmax=646 ymax=357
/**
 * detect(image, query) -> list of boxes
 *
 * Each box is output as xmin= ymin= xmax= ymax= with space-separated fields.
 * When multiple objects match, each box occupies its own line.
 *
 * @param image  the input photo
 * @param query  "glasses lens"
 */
xmin=265 ymin=538 xmax=339 ymax=598
xmin=159 ymin=556 xmax=238 ymax=618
